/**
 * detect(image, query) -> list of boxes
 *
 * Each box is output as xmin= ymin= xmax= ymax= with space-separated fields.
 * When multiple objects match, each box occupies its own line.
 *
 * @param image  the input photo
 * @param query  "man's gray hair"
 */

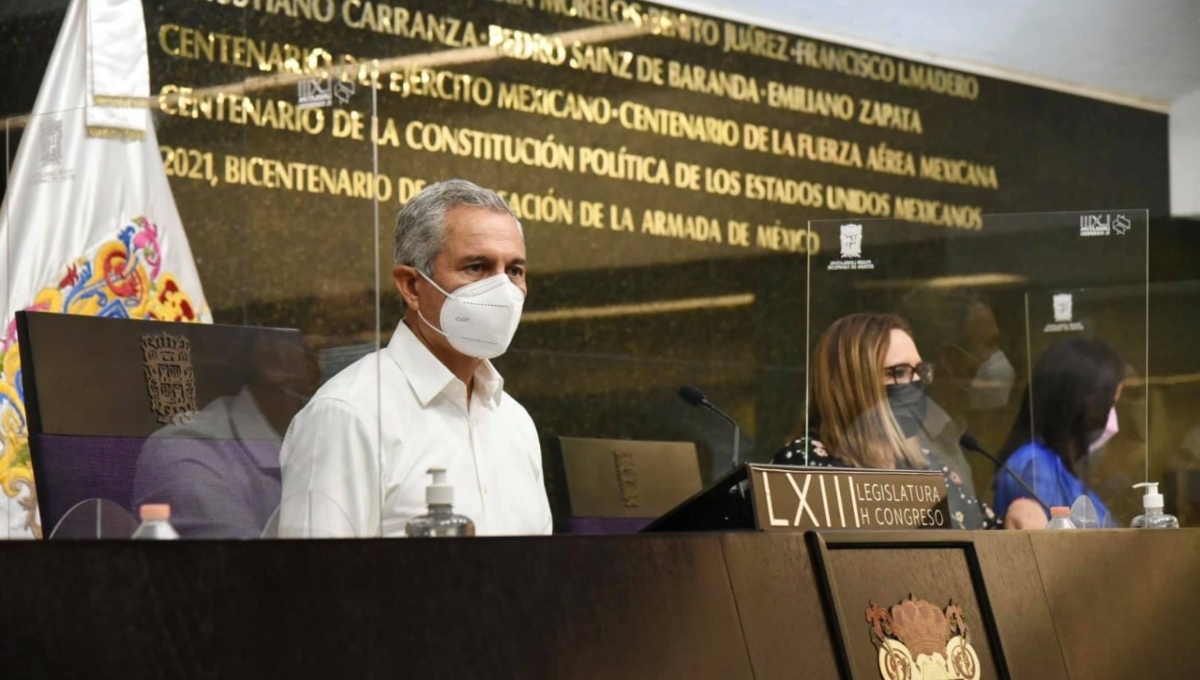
xmin=393 ymin=179 xmax=519 ymax=273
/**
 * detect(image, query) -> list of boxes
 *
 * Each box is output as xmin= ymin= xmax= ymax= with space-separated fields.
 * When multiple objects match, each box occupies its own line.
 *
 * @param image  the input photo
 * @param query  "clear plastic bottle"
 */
xmin=1046 ymin=506 xmax=1076 ymax=530
xmin=1130 ymin=482 xmax=1180 ymax=529
xmin=406 ymin=468 xmax=475 ymax=538
xmin=132 ymin=504 xmax=180 ymax=539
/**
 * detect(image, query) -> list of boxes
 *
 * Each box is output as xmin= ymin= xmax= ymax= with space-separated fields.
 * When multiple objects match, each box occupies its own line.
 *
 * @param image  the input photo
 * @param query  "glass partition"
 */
xmin=1 ymin=0 xmax=1181 ymax=540
xmin=805 ymin=210 xmax=1148 ymax=528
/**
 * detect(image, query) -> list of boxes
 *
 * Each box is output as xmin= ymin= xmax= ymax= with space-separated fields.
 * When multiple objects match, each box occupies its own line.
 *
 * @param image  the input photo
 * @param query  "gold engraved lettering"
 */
xmin=568 ymin=42 xmax=635 ymax=79
xmin=498 ymin=82 xmax=614 ymax=124
xmin=619 ymin=101 xmax=739 ymax=147
xmin=765 ymin=82 xmax=854 ymax=120
xmin=640 ymin=210 xmax=724 ymax=244
xmin=666 ymin=60 xmax=761 ymax=103
xmin=342 ymin=2 xmax=480 ymax=46
xmin=919 ymin=155 xmax=1000 ymax=189
xmin=893 ymin=196 xmax=984 ymax=230
xmin=722 ymin=22 xmax=790 ymax=61
xmin=755 ymin=223 xmax=819 ymax=253
xmin=898 ymin=61 xmax=980 ymax=100
xmin=858 ymin=98 xmax=923 ymax=134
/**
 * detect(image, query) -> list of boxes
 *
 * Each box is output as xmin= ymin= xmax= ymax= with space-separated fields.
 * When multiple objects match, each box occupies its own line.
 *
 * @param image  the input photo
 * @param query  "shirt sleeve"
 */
xmin=279 ymin=398 xmax=380 ymax=538
xmin=995 ymin=446 xmax=1059 ymax=518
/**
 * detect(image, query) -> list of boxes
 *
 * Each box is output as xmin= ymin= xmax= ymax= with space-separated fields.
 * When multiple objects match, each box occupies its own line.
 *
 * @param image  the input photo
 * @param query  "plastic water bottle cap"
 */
xmin=1133 ymin=482 xmax=1164 ymax=510
xmin=427 ymin=467 xmax=454 ymax=505
xmin=140 ymin=504 xmax=171 ymax=521
xmin=1049 ymin=506 xmax=1071 ymax=518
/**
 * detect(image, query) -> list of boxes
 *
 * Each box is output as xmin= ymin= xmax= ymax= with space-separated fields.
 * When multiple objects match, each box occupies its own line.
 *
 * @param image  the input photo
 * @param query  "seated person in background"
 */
xmin=995 ymin=336 xmax=1123 ymax=527
xmin=773 ymin=313 xmax=1046 ymax=530
xmin=279 ymin=179 xmax=552 ymax=537
xmin=132 ymin=332 xmax=312 ymax=538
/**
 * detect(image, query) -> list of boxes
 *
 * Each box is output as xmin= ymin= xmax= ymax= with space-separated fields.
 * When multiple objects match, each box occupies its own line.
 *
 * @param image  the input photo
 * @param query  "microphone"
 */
xmin=958 ymin=433 xmax=1050 ymax=514
xmin=678 ymin=384 xmax=740 ymax=471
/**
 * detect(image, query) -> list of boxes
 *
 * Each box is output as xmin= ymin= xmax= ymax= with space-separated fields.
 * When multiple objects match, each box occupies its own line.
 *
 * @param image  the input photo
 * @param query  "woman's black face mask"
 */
xmin=886 ymin=383 xmax=928 ymax=438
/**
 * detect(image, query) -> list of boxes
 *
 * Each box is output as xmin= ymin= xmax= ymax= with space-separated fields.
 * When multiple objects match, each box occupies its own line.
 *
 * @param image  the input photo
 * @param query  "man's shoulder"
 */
xmin=496 ymin=390 xmax=535 ymax=428
xmin=307 ymin=347 xmax=391 ymax=407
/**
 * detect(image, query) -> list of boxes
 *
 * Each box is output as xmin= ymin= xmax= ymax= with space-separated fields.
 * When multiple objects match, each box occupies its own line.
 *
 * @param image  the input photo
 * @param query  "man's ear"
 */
xmin=393 ymin=264 xmax=420 ymax=310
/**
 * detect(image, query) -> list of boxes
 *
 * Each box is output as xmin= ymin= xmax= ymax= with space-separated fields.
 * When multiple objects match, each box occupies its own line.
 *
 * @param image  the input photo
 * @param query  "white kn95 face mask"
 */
xmin=417 ymin=271 xmax=525 ymax=359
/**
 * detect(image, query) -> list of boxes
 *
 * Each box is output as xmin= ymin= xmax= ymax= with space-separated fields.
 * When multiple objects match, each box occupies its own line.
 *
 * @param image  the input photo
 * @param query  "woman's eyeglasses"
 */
xmin=884 ymin=363 xmax=934 ymax=385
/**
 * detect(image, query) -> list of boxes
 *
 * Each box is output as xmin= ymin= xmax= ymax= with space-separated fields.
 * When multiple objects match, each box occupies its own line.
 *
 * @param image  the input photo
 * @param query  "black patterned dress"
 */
xmin=772 ymin=434 xmax=1000 ymax=530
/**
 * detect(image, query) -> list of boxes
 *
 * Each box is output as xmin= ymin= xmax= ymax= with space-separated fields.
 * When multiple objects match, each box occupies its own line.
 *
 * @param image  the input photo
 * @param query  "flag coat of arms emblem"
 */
xmin=0 ymin=0 xmax=210 ymax=538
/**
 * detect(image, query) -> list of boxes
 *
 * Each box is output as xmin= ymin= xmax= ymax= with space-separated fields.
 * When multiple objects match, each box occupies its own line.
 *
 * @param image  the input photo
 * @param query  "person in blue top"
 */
xmin=995 ymin=336 xmax=1124 ymax=526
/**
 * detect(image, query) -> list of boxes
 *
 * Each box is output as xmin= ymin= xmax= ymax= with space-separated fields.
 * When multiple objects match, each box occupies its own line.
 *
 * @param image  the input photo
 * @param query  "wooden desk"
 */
xmin=1 ymin=530 xmax=1196 ymax=679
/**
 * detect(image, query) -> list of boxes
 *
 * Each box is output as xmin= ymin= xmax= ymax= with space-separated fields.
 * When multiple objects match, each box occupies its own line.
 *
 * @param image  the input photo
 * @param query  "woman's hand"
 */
xmin=1004 ymin=497 xmax=1049 ymax=530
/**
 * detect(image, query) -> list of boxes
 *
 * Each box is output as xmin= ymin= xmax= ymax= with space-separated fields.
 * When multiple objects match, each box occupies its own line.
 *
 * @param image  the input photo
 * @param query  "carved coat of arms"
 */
xmin=865 ymin=596 xmax=981 ymax=680
xmin=141 ymin=332 xmax=197 ymax=424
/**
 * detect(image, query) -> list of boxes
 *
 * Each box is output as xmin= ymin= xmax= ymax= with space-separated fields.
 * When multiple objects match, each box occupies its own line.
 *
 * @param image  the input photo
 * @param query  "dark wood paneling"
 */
xmin=0 ymin=535 xmax=754 ymax=680
xmin=974 ymin=531 xmax=1070 ymax=680
xmin=1030 ymin=530 xmax=1200 ymax=680
xmin=720 ymin=532 xmax=841 ymax=679
xmin=814 ymin=536 xmax=1004 ymax=680
xmin=3 ymin=531 xmax=1200 ymax=679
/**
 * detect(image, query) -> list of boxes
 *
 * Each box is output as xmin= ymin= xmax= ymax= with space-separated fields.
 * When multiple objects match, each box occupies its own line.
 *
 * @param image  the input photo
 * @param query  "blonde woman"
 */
xmin=773 ymin=313 xmax=1045 ymax=530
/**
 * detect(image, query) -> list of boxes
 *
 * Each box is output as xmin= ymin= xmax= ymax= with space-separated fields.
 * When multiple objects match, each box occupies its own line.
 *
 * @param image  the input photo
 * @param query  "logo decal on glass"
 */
xmin=298 ymin=75 xmax=356 ymax=110
xmin=34 ymin=117 xmax=75 ymax=184
xmin=1052 ymin=293 xmax=1072 ymax=323
xmin=1046 ymin=293 xmax=1084 ymax=333
xmin=142 ymin=332 xmax=197 ymax=424
xmin=839 ymin=223 xmax=863 ymax=259
xmin=1079 ymin=213 xmax=1131 ymax=237
xmin=40 ymin=119 xmax=63 ymax=167
xmin=865 ymin=596 xmax=981 ymax=680
xmin=828 ymin=223 xmax=874 ymax=272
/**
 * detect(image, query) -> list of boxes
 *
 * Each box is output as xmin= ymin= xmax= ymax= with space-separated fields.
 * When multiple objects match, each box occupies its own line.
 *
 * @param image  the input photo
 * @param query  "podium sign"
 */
xmin=746 ymin=465 xmax=949 ymax=531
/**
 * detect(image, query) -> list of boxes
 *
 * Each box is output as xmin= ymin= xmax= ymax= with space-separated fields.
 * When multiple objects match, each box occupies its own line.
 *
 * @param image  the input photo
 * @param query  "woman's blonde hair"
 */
xmin=807 ymin=313 xmax=924 ymax=469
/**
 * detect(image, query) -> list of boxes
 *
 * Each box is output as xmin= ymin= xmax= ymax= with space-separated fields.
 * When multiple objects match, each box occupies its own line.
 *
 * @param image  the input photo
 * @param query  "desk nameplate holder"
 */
xmin=643 ymin=464 xmax=950 ymax=533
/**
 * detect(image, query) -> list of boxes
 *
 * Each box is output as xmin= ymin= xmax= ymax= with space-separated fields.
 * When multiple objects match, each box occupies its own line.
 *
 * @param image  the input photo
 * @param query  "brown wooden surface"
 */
xmin=720 ymin=532 xmax=842 ymax=679
xmin=1 ymin=531 xmax=1199 ymax=679
xmin=974 ymin=531 xmax=1070 ymax=680
xmin=812 ymin=533 xmax=1004 ymax=680
xmin=1029 ymin=529 xmax=1200 ymax=680
xmin=0 ymin=535 xmax=755 ymax=679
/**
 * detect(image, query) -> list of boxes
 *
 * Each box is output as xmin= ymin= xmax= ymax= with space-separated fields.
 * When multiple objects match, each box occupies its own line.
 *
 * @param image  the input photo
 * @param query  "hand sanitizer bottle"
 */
xmin=406 ymin=468 xmax=476 ymax=537
xmin=1130 ymin=482 xmax=1179 ymax=529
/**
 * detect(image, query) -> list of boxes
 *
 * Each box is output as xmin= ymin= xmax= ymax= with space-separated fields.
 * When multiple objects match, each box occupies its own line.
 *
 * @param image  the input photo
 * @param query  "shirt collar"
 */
xmin=386 ymin=319 xmax=505 ymax=408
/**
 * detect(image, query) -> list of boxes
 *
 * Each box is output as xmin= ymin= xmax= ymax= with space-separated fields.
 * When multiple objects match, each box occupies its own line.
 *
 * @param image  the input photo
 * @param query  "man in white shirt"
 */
xmin=279 ymin=179 xmax=552 ymax=537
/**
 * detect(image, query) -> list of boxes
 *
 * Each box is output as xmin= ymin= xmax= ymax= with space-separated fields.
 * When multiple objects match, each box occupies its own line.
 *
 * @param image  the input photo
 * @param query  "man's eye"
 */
xmin=508 ymin=267 xmax=526 ymax=278
xmin=465 ymin=264 xmax=485 ymax=273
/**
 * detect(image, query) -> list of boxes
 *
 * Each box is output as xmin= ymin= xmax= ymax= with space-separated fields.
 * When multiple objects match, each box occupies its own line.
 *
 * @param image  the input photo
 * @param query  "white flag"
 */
xmin=0 ymin=0 xmax=210 ymax=538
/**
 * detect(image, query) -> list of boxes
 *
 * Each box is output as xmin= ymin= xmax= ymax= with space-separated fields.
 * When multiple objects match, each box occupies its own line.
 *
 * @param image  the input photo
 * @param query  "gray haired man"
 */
xmin=279 ymin=179 xmax=552 ymax=537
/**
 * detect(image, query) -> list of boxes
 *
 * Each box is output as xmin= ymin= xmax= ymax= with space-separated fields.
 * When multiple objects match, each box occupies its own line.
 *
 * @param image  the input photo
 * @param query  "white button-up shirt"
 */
xmin=279 ymin=320 xmax=552 ymax=537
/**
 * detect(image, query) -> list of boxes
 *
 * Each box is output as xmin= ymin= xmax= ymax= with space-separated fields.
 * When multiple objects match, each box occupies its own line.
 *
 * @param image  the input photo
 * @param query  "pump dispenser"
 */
xmin=405 ymin=468 xmax=476 ymax=537
xmin=1130 ymin=482 xmax=1179 ymax=529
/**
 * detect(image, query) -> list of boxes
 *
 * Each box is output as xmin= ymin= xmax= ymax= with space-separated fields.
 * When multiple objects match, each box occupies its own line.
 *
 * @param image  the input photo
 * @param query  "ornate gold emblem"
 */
xmin=613 ymin=450 xmax=639 ymax=508
xmin=141 ymin=332 xmax=197 ymax=424
xmin=865 ymin=596 xmax=981 ymax=680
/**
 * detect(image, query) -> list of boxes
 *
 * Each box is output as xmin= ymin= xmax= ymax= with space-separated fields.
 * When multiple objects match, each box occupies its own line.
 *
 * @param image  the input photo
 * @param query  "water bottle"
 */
xmin=1046 ymin=506 xmax=1076 ymax=530
xmin=1130 ymin=482 xmax=1180 ymax=529
xmin=406 ymin=468 xmax=475 ymax=537
xmin=132 ymin=504 xmax=180 ymax=539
